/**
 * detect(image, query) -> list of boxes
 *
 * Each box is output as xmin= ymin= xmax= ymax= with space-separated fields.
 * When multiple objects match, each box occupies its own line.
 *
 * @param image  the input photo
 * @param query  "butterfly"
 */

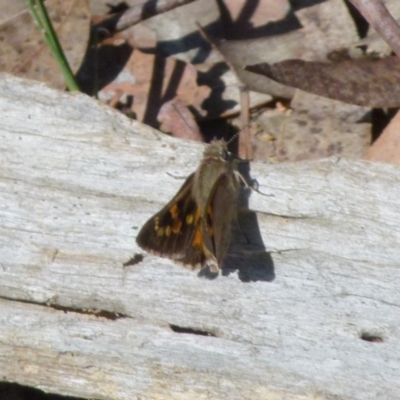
xmin=136 ymin=139 xmax=244 ymax=272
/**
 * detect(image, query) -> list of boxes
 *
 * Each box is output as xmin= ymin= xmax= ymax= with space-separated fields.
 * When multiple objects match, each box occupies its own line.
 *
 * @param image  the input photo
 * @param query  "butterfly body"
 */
xmin=136 ymin=140 xmax=242 ymax=272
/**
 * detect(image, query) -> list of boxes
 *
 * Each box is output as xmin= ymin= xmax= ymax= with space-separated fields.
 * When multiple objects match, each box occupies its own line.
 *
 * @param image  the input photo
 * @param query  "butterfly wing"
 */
xmin=136 ymin=173 xmax=206 ymax=269
xmin=202 ymin=171 xmax=240 ymax=271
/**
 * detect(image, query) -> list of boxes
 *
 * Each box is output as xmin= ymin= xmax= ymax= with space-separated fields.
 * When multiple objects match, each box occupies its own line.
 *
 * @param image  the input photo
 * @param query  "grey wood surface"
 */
xmin=1 ymin=73 xmax=400 ymax=400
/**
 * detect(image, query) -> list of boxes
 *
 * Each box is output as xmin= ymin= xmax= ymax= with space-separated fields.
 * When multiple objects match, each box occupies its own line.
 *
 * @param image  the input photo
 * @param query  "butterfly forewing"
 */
xmin=136 ymin=173 xmax=206 ymax=268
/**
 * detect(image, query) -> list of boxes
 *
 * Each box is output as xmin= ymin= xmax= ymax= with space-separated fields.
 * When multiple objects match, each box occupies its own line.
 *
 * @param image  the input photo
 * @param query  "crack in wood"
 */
xmin=0 ymin=295 xmax=127 ymax=321
xmin=359 ymin=331 xmax=384 ymax=343
xmin=169 ymin=323 xmax=218 ymax=337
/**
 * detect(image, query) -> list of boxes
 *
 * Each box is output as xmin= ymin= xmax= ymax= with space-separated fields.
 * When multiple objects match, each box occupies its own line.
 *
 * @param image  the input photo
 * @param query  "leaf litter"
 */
xmin=2 ymin=0 xmax=400 ymax=163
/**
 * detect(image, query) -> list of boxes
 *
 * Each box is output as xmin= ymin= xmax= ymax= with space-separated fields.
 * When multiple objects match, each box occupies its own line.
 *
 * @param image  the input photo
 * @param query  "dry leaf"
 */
xmin=365 ymin=110 xmax=400 ymax=164
xmin=246 ymin=57 xmax=400 ymax=108
xmin=0 ymin=0 xmax=90 ymax=90
xmin=253 ymin=90 xmax=371 ymax=162
xmin=97 ymin=47 xmax=211 ymax=124
xmin=353 ymin=0 xmax=400 ymax=57
xmin=0 ymin=0 xmax=26 ymax=25
xmin=219 ymin=0 xmax=360 ymax=98
xmin=158 ymin=98 xmax=203 ymax=141
xmin=132 ymin=0 xmax=271 ymax=113
xmin=218 ymin=0 xmax=289 ymax=39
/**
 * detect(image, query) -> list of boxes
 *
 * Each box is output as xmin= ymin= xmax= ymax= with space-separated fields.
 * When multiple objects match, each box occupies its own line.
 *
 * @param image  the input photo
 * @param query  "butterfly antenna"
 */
xmin=227 ymin=117 xmax=257 ymax=145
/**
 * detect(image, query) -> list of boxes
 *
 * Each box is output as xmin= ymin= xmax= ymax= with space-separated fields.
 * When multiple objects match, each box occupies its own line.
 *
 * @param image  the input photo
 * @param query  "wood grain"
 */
xmin=1 ymin=73 xmax=399 ymax=400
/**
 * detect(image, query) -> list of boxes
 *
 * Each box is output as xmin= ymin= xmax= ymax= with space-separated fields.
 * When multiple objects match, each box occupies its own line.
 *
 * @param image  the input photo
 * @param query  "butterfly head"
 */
xmin=203 ymin=139 xmax=231 ymax=163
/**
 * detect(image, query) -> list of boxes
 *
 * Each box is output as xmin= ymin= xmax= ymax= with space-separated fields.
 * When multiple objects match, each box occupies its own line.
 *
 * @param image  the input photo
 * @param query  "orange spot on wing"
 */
xmin=192 ymin=226 xmax=203 ymax=249
xmin=171 ymin=218 xmax=182 ymax=233
xmin=186 ymin=207 xmax=201 ymax=225
xmin=169 ymin=203 xmax=180 ymax=219
xmin=193 ymin=209 xmax=203 ymax=245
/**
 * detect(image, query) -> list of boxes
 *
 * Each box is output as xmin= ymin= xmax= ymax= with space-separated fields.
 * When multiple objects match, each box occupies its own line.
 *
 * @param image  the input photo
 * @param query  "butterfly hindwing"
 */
xmin=202 ymin=171 xmax=240 ymax=270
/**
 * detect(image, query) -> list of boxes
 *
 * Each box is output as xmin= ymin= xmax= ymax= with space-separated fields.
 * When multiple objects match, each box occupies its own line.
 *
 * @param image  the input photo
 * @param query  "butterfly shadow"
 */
xmin=199 ymin=160 xmax=275 ymax=282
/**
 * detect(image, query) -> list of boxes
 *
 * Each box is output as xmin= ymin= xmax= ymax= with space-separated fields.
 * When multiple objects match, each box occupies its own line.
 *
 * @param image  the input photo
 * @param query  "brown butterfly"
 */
xmin=136 ymin=139 xmax=244 ymax=272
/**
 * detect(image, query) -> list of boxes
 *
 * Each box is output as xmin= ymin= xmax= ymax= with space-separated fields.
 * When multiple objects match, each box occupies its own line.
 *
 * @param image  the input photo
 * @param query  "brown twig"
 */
xmin=196 ymin=22 xmax=252 ymax=158
xmin=349 ymin=0 xmax=400 ymax=58
xmin=239 ymin=86 xmax=252 ymax=159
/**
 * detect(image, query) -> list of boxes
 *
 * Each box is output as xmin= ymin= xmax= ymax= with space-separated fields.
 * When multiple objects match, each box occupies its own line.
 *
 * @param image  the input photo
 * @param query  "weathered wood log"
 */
xmin=1 ymin=73 xmax=400 ymax=400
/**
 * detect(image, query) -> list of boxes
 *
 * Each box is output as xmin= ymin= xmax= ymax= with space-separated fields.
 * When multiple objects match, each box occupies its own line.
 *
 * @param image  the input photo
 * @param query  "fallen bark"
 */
xmin=1 ymin=73 xmax=400 ymax=400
